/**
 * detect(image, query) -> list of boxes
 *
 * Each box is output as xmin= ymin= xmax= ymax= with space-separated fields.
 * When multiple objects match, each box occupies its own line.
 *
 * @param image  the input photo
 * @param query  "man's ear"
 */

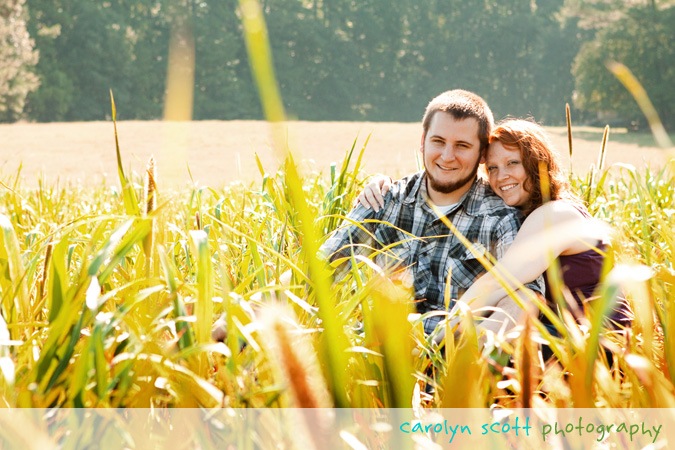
xmin=419 ymin=134 xmax=425 ymax=154
xmin=479 ymin=146 xmax=487 ymax=163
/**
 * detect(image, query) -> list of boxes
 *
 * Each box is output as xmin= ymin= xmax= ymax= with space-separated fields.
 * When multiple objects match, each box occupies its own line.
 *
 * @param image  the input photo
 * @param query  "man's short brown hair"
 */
xmin=422 ymin=90 xmax=494 ymax=154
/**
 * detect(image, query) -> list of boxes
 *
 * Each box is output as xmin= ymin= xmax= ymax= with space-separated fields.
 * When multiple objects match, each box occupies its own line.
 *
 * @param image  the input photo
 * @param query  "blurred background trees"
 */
xmin=570 ymin=0 xmax=675 ymax=130
xmin=0 ymin=0 xmax=39 ymax=122
xmin=2 ymin=0 xmax=672 ymax=128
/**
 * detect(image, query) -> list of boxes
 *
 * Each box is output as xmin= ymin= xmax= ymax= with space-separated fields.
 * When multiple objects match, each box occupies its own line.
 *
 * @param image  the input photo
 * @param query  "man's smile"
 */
xmin=436 ymin=164 xmax=457 ymax=171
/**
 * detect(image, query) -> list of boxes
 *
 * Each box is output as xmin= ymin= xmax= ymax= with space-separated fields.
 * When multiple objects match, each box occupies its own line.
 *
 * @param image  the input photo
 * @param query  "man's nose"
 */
xmin=440 ymin=145 xmax=456 ymax=161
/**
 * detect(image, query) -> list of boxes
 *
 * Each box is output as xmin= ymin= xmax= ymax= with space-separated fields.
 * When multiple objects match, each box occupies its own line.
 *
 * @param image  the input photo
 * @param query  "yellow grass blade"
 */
xmin=369 ymin=276 xmax=415 ymax=408
xmin=239 ymin=0 xmax=351 ymax=406
xmin=607 ymin=62 xmax=673 ymax=149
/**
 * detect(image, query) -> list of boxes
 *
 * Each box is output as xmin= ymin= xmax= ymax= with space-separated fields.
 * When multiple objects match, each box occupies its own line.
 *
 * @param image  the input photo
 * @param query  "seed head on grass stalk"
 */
xmin=566 ymin=103 xmax=573 ymax=176
xmin=260 ymin=306 xmax=335 ymax=448
xmin=37 ymin=241 xmax=52 ymax=303
xmin=597 ymin=126 xmax=610 ymax=172
xmin=143 ymin=155 xmax=157 ymax=277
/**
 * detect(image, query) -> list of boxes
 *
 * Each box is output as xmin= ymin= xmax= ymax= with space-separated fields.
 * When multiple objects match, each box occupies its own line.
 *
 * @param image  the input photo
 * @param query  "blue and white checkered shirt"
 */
xmin=320 ymin=171 xmax=543 ymax=333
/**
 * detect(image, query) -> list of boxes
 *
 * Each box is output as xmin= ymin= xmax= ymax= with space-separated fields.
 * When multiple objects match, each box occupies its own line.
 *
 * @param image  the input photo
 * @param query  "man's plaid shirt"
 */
xmin=320 ymin=171 xmax=543 ymax=334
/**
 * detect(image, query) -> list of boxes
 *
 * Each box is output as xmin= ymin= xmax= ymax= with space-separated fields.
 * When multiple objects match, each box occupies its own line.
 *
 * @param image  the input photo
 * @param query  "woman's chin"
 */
xmin=501 ymin=196 xmax=525 ymax=209
xmin=497 ymin=195 xmax=515 ymax=206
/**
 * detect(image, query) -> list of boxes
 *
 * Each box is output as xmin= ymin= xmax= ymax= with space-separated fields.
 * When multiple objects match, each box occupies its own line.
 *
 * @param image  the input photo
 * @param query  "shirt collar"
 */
xmin=405 ymin=172 xmax=485 ymax=217
xmin=461 ymin=178 xmax=488 ymax=217
xmin=402 ymin=171 xmax=426 ymax=205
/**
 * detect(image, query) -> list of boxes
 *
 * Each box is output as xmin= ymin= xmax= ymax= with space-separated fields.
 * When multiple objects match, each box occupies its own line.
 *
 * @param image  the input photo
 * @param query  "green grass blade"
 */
xmin=0 ymin=214 xmax=29 ymax=334
xmin=48 ymin=237 xmax=69 ymax=322
xmin=97 ymin=219 xmax=152 ymax=284
xmin=110 ymin=90 xmax=141 ymax=216
xmin=189 ymin=230 xmax=213 ymax=347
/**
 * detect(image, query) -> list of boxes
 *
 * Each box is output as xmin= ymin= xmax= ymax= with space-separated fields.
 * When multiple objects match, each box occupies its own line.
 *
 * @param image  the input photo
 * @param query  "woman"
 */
xmin=358 ymin=119 xmax=630 ymax=332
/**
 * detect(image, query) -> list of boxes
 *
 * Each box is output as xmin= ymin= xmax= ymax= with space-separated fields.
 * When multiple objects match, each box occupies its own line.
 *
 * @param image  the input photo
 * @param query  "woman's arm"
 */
xmin=457 ymin=200 xmax=608 ymax=313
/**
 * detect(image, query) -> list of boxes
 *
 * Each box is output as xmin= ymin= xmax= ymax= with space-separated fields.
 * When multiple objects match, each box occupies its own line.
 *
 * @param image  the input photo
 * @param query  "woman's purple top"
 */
xmin=541 ymin=203 xmax=630 ymax=327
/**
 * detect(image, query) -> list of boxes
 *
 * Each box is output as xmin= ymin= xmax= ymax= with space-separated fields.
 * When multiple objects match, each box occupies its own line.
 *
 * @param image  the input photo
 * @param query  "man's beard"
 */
xmin=425 ymin=158 xmax=480 ymax=194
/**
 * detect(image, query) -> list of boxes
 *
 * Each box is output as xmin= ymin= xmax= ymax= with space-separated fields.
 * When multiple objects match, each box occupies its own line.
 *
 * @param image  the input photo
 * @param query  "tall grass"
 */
xmin=0 ymin=121 xmax=673 ymax=409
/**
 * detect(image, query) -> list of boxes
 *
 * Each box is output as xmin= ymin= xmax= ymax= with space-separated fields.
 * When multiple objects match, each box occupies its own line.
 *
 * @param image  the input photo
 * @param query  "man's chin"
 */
xmin=426 ymin=174 xmax=475 ymax=194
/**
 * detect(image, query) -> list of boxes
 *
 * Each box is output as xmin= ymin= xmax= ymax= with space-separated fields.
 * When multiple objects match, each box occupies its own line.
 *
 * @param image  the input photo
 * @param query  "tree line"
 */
xmin=2 ymin=0 xmax=673 ymax=128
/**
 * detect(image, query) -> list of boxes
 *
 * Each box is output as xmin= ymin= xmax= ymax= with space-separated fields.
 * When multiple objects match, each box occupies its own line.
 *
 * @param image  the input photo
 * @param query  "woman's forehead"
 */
xmin=486 ymin=141 xmax=521 ymax=161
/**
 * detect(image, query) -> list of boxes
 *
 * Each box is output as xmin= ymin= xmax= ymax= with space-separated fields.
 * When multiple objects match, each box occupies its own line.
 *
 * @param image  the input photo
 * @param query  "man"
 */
xmin=320 ymin=89 xmax=542 ymax=336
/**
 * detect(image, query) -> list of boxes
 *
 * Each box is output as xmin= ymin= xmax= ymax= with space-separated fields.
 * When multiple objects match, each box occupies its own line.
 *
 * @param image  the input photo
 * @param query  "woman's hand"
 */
xmin=357 ymin=175 xmax=393 ymax=212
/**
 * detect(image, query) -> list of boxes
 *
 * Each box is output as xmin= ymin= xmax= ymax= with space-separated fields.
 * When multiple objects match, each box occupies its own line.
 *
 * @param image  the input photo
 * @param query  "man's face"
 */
xmin=421 ymin=112 xmax=482 ymax=204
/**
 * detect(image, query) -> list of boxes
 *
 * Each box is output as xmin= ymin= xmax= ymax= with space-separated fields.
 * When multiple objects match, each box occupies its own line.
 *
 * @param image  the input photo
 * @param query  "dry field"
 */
xmin=0 ymin=120 xmax=670 ymax=188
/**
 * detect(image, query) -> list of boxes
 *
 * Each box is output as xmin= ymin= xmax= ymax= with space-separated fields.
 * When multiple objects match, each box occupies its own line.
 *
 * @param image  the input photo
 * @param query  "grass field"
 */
xmin=1 ymin=120 xmax=671 ymax=188
xmin=0 ymin=111 xmax=674 ymax=414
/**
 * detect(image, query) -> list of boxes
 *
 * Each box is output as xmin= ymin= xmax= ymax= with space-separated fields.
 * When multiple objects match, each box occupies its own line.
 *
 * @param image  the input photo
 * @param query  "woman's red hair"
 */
xmin=489 ymin=119 xmax=579 ymax=215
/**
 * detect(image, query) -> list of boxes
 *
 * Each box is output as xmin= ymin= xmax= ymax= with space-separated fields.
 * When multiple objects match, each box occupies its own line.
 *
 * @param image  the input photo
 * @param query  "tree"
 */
xmin=0 ymin=0 xmax=39 ymax=122
xmin=571 ymin=3 xmax=675 ymax=130
xmin=25 ymin=0 xmax=171 ymax=122
xmin=192 ymin=0 xmax=260 ymax=120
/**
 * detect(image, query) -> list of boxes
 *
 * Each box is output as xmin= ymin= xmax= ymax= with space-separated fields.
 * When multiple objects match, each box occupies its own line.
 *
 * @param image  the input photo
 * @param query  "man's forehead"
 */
xmin=428 ymin=112 xmax=480 ymax=138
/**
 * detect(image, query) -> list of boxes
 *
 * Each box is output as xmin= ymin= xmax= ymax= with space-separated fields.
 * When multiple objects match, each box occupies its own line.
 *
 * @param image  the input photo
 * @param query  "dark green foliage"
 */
xmin=25 ymin=0 xmax=170 ymax=121
xmin=572 ymin=3 xmax=675 ymax=130
xmin=15 ymin=0 xmax=673 ymax=125
xmin=192 ymin=0 xmax=259 ymax=119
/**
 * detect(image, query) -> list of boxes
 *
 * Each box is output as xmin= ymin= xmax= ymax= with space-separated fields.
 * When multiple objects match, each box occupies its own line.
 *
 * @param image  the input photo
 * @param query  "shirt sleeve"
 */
xmin=319 ymin=203 xmax=382 ymax=263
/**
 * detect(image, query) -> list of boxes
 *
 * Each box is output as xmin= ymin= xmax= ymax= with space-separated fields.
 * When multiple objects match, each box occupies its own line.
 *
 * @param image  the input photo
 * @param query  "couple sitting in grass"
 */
xmin=321 ymin=89 xmax=630 ymax=347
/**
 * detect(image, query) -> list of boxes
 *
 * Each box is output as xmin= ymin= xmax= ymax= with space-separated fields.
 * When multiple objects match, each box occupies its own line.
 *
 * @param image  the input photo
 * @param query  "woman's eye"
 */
xmin=487 ymin=166 xmax=497 ymax=172
xmin=508 ymin=160 xmax=520 ymax=166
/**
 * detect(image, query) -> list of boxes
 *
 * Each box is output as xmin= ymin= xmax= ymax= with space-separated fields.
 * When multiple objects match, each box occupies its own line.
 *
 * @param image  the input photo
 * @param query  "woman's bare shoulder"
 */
xmin=527 ymin=200 xmax=587 ymax=222
xmin=521 ymin=200 xmax=607 ymax=255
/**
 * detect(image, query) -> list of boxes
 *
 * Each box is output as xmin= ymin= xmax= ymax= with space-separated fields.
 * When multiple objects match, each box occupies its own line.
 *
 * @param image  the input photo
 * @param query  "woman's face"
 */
xmin=485 ymin=141 xmax=530 ymax=208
